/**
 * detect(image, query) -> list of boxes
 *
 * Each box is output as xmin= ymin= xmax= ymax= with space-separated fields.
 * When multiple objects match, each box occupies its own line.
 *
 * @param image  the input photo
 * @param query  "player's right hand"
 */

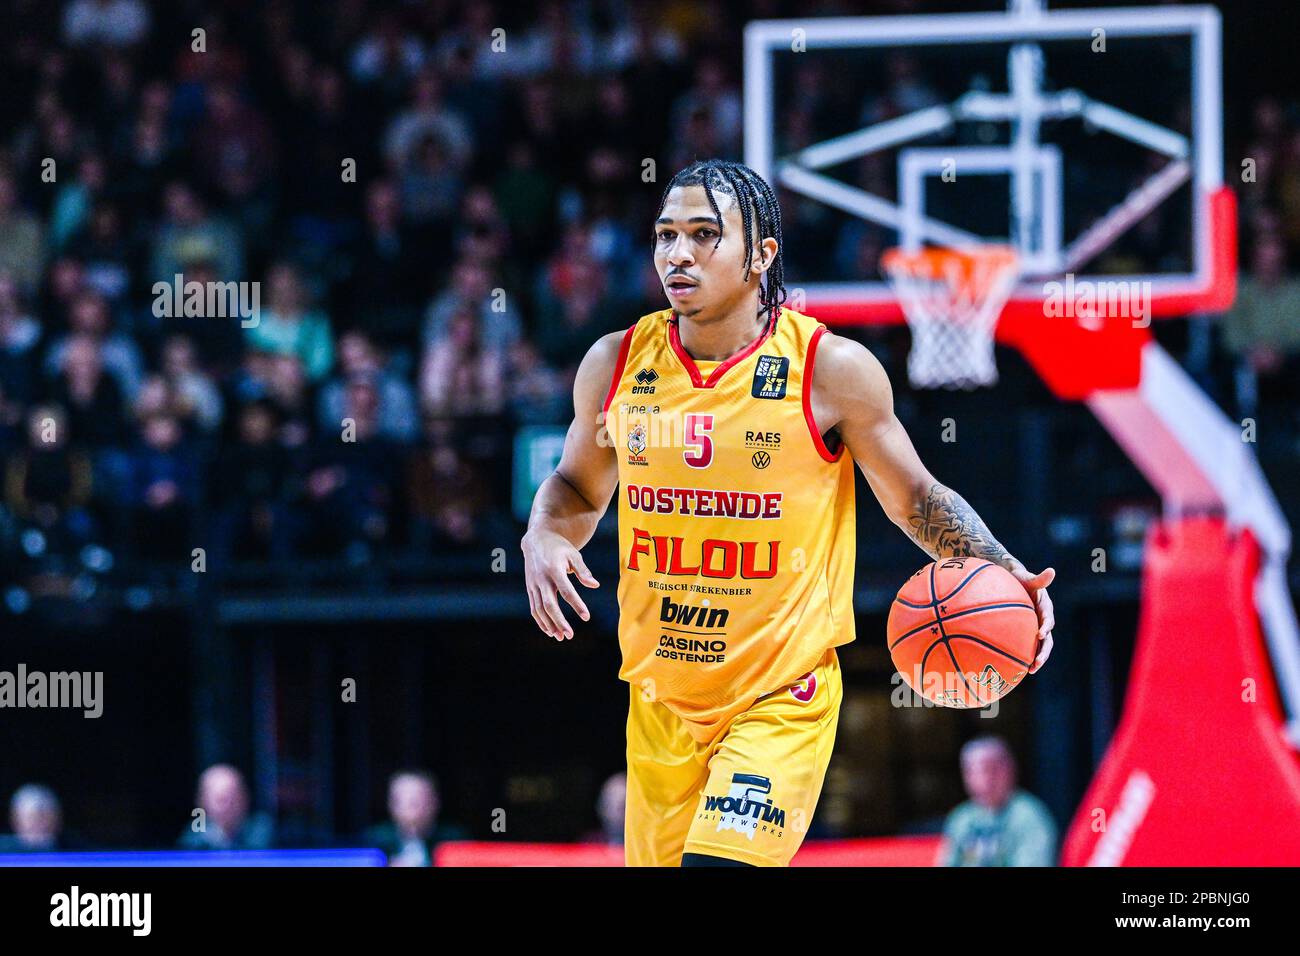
xmin=521 ymin=530 xmax=600 ymax=641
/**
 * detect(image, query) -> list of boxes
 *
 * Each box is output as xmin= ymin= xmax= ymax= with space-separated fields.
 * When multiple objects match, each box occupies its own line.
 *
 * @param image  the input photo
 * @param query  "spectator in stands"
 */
xmin=245 ymin=262 xmax=334 ymax=383
xmin=422 ymin=256 xmax=521 ymax=359
xmin=160 ymin=334 xmax=223 ymax=434
xmin=149 ymin=180 xmax=245 ymax=284
xmin=937 ymin=736 xmax=1057 ymax=867
xmin=1222 ymin=231 xmax=1300 ymax=376
xmin=452 ymin=185 xmax=511 ymax=274
xmin=260 ymin=353 xmax=313 ymax=449
xmin=493 ymin=140 xmax=556 ymax=260
xmin=48 ymin=152 xmax=108 ymax=254
xmin=38 ymin=257 xmax=87 ymax=338
xmin=118 ymin=86 xmax=180 ymax=212
xmin=62 ymin=0 xmax=151 ymax=49
xmin=0 ymin=272 xmax=41 ymax=406
xmin=302 ymin=376 xmax=397 ymax=557
xmin=395 ymin=133 xmax=467 ymax=236
xmin=534 ymin=224 xmax=624 ymax=375
xmin=3 ymin=405 xmax=98 ymax=570
xmin=178 ymin=764 xmax=275 ymax=850
xmin=193 ymin=82 xmax=277 ymax=208
xmin=507 ymin=339 xmax=567 ymax=424
xmin=582 ymin=772 xmax=626 ymax=845
xmin=861 ymin=52 xmax=942 ymax=124
xmin=405 ymin=426 xmax=486 ymax=548
xmin=44 ymin=290 xmax=143 ymax=401
xmin=43 ymin=335 xmax=128 ymax=449
xmin=211 ymin=399 xmax=296 ymax=561
xmin=0 ymin=167 xmax=45 ymax=296
xmin=419 ymin=303 xmax=506 ymax=417
xmin=384 ymin=67 xmax=472 ymax=185
xmin=69 ymin=200 xmax=132 ymax=304
xmin=0 ymin=784 xmax=80 ymax=852
xmin=670 ymin=61 xmax=742 ymax=154
xmin=318 ymin=329 xmax=417 ymax=443
xmin=341 ymin=179 xmax=424 ymax=348
xmin=365 ymin=770 xmax=466 ymax=867
xmin=349 ymin=11 xmax=426 ymax=93
xmin=126 ymin=412 xmax=197 ymax=561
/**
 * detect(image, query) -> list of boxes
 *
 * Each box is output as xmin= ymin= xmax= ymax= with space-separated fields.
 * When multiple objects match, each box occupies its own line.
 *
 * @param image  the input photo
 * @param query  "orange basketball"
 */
xmin=886 ymin=557 xmax=1039 ymax=708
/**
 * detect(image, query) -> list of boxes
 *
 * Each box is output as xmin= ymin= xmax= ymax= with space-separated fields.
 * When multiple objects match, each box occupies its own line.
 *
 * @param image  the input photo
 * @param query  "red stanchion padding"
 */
xmin=433 ymin=836 xmax=943 ymax=867
xmin=1061 ymin=516 xmax=1300 ymax=865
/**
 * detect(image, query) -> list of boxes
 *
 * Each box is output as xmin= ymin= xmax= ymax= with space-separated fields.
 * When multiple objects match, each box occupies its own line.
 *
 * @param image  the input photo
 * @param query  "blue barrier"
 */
xmin=0 ymin=849 xmax=387 ymax=867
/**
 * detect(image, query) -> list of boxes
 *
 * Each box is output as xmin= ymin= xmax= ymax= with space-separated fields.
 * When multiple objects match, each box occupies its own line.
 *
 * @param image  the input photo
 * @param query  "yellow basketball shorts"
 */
xmin=624 ymin=648 xmax=842 ymax=867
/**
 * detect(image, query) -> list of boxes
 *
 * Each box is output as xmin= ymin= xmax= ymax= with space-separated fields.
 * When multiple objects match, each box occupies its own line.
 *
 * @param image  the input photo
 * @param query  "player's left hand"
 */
xmin=1009 ymin=565 xmax=1055 ymax=673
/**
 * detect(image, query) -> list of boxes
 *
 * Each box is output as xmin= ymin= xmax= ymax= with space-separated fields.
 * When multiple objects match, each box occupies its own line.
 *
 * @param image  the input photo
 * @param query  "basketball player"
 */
xmin=521 ymin=159 xmax=1055 ymax=867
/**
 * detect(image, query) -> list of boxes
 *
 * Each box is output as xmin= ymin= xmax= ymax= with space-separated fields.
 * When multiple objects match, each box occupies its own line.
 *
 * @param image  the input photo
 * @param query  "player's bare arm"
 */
xmin=810 ymin=334 xmax=1057 ymax=672
xmin=520 ymin=330 xmax=624 ymax=641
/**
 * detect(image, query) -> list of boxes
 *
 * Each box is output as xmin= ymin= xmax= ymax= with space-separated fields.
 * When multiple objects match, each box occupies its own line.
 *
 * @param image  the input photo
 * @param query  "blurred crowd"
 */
xmin=0 ymin=767 xmax=469 ymax=862
xmin=3 ymin=734 xmax=1060 ymax=865
xmin=1 ymin=0 xmax=1297 ymax=595
xmin=0 ymin=764 xmax=617 ymax=865
xmin=0 ymin=0 xmax=758 ymax=593
xmin=1225 ymin=98 xmax=1300 ymax=415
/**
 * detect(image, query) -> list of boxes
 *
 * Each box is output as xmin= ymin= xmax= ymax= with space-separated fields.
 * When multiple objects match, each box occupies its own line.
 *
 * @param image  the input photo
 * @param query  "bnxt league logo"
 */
xmin=703 ymin=773 xmax=786 ymax=840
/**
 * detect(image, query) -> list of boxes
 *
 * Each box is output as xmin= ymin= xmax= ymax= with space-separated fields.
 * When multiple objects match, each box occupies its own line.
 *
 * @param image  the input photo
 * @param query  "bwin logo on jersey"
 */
xmin=704 ymin=773 xmax=785 ymax=840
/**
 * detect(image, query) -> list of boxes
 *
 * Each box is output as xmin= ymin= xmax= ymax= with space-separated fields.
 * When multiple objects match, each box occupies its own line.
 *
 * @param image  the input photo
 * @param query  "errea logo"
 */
xmin=632 ymin=367 xmax=658 ymax=394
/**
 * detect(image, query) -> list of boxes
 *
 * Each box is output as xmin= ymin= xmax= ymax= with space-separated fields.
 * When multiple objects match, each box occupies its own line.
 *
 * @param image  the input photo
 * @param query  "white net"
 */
xmin=882 ymin=246 xmax=1020 ymax=390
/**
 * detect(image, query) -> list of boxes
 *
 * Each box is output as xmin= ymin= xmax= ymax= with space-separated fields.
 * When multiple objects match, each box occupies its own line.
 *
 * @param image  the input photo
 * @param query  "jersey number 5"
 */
xmin=683 ymin=413 xmax=714 ymax=468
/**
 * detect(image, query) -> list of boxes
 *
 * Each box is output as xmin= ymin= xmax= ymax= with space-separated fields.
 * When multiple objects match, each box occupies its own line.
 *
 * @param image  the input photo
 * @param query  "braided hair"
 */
xmin=655 ymin=159 xmax=788 ymax=321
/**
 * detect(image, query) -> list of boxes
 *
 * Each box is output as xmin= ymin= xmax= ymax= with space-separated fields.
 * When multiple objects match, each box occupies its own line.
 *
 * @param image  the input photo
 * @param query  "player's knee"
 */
xmin=680 ymin=852 xmax=755 ymax=867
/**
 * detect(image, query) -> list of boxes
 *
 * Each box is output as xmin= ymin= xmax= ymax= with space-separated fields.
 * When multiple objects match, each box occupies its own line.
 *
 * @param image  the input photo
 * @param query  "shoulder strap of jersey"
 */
xmin=602 ymin=320 xmax=642 ymax=417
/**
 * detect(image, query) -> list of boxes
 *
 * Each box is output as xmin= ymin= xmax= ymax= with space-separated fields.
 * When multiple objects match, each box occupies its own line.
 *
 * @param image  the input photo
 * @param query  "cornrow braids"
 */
xmin=655 ymin=159 xmax=788 ymax=322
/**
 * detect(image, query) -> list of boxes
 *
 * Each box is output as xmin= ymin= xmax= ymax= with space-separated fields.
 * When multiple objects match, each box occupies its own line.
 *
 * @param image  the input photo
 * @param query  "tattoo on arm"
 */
xmin=906 ymin=483 xmax=1017 ymax=570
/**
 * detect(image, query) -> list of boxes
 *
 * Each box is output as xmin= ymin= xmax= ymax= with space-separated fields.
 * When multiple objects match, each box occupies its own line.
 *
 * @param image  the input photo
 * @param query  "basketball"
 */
xmin=887 ymin=557 xmax=1040 ymax=708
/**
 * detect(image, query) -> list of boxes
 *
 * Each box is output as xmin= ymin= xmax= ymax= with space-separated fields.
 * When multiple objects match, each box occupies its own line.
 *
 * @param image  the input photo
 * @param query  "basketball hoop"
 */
xmin=881 ymin=245 xmax=1020 ymax=390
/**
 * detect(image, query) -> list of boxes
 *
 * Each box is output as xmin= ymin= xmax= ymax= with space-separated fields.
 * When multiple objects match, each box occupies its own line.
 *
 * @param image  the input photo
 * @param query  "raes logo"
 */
xmin=632 ymin=367 xmax=658 ymax=395
xmin=744 ymin=430 xmax=781 ymax=450
xmin=751 ymin=355 xmax=788 ymax=400
xmin=703 ymin=773 xmax=786 ymax=840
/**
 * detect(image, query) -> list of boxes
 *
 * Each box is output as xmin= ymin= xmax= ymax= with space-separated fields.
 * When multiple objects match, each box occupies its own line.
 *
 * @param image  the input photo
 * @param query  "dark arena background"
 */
xmin=0 ymin=0 xmax=1297 ymax=893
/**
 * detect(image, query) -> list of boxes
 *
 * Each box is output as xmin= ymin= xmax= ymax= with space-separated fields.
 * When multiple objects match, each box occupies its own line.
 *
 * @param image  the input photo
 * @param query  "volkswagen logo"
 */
xmin=751 ymin=451 xmax=771 ymax=469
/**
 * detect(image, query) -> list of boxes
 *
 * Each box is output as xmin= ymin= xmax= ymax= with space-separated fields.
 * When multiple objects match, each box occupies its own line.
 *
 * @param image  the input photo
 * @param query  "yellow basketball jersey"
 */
xmin=603 ymin=306 xmax=857 ymax=742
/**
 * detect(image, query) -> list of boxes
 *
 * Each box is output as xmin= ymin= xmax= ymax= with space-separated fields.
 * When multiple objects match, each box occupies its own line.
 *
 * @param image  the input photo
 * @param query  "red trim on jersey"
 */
xmin=667 ymin=308 xmax=777 ymax=389
xmin=803 ymin=325 xmax=845 ymax=463
xmin=602 ymin=323 xmax=639 ymax=415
